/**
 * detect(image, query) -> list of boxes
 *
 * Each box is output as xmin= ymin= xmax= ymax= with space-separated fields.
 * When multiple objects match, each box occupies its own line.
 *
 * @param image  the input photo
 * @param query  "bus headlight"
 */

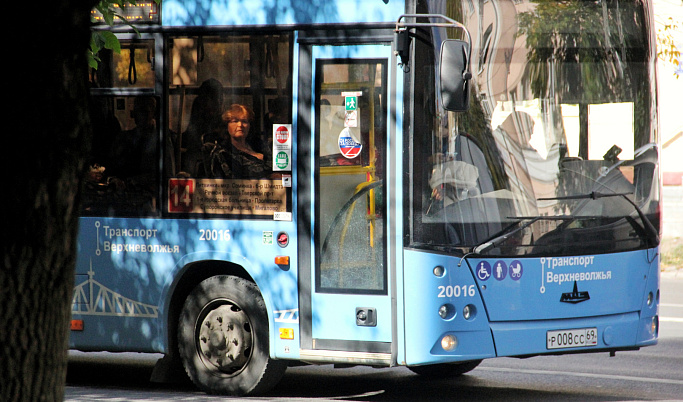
xmin=441 ymin=334 xmax=458 ymax=351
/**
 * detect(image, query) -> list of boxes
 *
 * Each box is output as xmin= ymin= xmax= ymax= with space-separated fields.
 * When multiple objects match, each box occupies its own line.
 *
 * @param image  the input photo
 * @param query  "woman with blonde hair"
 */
xmin=202 ymin=104 xmax=272 ymax=178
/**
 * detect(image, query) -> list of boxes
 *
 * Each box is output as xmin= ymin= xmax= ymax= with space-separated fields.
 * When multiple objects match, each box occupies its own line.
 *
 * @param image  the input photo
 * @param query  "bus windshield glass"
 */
xmin=411 ymin=0 xmax=659 ymax=257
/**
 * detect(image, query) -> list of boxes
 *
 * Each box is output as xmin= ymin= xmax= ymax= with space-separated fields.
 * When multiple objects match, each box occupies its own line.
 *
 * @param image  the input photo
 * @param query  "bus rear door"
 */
xmin=298 ymin=39 xmax=394 ymax=364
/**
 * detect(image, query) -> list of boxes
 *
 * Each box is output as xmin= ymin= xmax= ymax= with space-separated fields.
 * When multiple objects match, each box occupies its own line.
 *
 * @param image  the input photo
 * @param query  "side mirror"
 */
xmin=439 ymin=39 xmax=472 ymax=112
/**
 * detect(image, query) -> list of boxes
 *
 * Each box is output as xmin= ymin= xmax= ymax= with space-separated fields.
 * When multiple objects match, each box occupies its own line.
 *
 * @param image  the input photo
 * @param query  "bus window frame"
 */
xmin=85 ymin=33 xmax=165 ymax=219
xmin=162 ymin=31 xmax=295 ymax=220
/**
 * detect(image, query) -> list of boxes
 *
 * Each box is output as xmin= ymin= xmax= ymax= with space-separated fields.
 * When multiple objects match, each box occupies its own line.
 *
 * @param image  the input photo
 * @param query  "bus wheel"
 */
xmin=177 ymin=275 xmax=286 ymax=396
xmin=408 ymin=360 xmax=482 ymax=378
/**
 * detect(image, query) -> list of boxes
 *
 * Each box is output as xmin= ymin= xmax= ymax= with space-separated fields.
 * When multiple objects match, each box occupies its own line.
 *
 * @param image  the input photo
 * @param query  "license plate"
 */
xmin=547 ymin=327 xmax=598 ymax=349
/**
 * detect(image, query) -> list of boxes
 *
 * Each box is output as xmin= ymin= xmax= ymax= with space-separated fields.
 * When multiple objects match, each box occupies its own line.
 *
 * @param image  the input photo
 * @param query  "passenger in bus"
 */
xmin=260 ymin=97 xmax=289 ymax=156
xmin=108 ymin=96 xmax=158 ymax=190
xmin=263 ymin=97 xmax=288 ymax=132
xmin=89 ymin=96 xmax=121 ymax=169
xmin=181 ymin=78 xmax=224 ymax=176
xmin=319 ymin=98 xmax=358 ymax=166
xmin=201 ymin=104 xmax=274 ymax=179
xmin=492 ymin=111 xmax=536 ymax=202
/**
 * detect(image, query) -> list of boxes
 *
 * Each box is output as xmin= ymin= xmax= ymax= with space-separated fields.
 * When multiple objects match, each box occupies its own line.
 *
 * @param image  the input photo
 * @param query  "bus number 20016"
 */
xmin=199 ymin=229 xmax=232 ymax=242
xmin=438 ymin=285 xmax=476 ymax=298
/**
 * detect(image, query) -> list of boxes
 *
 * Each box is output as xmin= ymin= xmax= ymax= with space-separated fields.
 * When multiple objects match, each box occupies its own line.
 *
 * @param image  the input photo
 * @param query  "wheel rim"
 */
xmin=196 ymin=300 xmax=253 ymax=375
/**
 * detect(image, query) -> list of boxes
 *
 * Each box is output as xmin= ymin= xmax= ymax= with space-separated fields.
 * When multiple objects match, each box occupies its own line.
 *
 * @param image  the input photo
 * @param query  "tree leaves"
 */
xmin=657 ymin=16 xmax=681 ymax=77
xmin=88 ymin=0 xmax=160 ymax=69
xmin=89 ymin=30 xmax=119 ymax=69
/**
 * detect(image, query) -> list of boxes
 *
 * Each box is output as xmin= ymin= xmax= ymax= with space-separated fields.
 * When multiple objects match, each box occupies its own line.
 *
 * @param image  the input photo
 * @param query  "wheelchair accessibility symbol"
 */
xmin=477 ymin=261 xmax=492 ymax=281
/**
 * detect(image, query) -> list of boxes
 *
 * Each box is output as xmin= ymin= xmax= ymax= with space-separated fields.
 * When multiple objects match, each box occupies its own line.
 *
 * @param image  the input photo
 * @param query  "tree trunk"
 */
xmin=1 ymin=1 xmax=97 ymax=400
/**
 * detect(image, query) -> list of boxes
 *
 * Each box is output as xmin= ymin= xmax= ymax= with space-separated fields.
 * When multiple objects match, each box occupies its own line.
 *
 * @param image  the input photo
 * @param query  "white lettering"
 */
xmin=437 ymin=285 xmax=477 ymax=298
xmin=102 ymin=226 xmax=158 ymax=239
xmin=547 ymin=270 xmax=612 ymax=284
xmin=103 ymin=241 xmax=179 ymax=254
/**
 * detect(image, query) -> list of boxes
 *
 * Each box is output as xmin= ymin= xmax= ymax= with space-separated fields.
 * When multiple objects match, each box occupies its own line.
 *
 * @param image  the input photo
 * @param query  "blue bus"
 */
xmin=77 ymin=0 xmax=661 ymax=395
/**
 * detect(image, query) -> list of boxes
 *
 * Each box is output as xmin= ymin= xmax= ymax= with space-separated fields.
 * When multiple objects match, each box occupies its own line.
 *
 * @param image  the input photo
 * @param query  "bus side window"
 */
xmin=82 ymin=96 xmax=160 ymax=217
xmin=89 ymin=41 xmax=155 ymax=89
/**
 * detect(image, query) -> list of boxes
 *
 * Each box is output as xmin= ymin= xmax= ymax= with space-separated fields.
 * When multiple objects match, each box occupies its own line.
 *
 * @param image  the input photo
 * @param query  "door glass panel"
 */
xmin=315 ymin=59 xmax=387 ymax=294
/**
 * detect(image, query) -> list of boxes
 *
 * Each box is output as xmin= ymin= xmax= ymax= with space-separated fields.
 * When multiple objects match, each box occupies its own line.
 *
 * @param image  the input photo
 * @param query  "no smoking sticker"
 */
xmin=272 ymin=124 xmax=292 ymax=171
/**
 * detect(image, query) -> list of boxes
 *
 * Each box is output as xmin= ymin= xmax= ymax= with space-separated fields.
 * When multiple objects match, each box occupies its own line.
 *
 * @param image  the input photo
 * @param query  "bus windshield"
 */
xmin=411 ymin=0 xmax=659 ymax=257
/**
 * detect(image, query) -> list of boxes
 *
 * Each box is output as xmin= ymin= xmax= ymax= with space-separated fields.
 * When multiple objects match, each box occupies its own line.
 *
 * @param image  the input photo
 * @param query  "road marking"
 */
xmin=478 ymin=367 xmax=683 ymax=385
xmin=660 ymin=316 xmax=683 ymax=323
xmin=328 ymin=390 xmax=385 ymax=399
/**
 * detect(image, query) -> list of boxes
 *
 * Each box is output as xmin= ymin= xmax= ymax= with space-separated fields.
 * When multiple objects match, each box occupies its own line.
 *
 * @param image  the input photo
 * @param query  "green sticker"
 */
xmin=276 ymin=151 xmax=289 ymax=169
xmin=345 ymin=96 xmax=357 ymax=111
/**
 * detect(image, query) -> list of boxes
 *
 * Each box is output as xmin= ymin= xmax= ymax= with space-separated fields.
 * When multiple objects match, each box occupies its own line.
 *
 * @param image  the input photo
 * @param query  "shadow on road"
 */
xmin=67 ymin=352 xmax=642 ymax=401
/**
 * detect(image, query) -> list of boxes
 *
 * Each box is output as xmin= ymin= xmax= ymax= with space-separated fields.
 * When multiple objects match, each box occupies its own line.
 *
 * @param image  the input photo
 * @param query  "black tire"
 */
xmin=177 ymin=275 xmax=287 ymax=396
xmin=408 ymin=360 xmax=482 ymax=378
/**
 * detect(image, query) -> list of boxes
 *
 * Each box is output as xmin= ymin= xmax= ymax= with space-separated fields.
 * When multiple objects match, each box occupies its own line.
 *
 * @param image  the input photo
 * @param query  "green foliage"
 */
xmin=661 ymin=237 xmax=683 ymax=270
xmin=517 ymin=0 xmax=646 ymax=102
xmin=95 ymin=0 xmax=136 ymax=25
xmin=88 ymin=0 xmax=160 ymax=69
xmin=89 ymin=31 xmax=119 ymax=69
xmin=657 ymin=17 xmax=681 ymax=78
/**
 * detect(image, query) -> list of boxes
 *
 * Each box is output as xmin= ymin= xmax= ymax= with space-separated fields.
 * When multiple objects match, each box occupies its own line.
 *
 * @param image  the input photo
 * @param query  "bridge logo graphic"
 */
xmin=71 ymin=260 xmax=159 ymax=318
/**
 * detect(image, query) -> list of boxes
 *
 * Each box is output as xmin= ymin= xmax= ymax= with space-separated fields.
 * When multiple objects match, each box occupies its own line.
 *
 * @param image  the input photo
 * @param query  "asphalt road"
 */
xmin=64 ymin=271 xmax=683 ymax=401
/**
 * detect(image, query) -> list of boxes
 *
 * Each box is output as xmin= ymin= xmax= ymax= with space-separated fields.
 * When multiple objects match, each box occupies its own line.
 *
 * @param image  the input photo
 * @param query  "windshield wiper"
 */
xmin=466 ymin=191 xmax=659 ymax=260
xmin=457 ymin=215 xmax=580 ymax=266
xmin=538 ymin=191 xmax=659 ymax=248
xmin=471 ymin=216 xmax=539 ymax=255
xmin=538 ymin=191 xmax=629 ymax=202
xmin=471 ymin=215 xmax=579 ymax=255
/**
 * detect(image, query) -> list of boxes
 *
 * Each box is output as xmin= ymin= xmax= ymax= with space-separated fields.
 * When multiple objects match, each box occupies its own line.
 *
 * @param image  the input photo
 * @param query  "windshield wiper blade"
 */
xmin=537 ymin=191 xmax=630 ymax=201
xmin=538 ymin=191 xmax=659 ymax=248
xmin=468 ymin=190 xmax=659 ymax=258
xmin=472 ymin=215 xmax=575 ymax=255
xmin=471 ymin=217 xmax=538 ymax=254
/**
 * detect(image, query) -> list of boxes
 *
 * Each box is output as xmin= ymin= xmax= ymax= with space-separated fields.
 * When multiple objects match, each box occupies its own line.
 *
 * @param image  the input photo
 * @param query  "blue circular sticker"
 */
xmin=509 ymin=260 xmax=523 ymax=280
xmin=493 ymin=261 xmax=507 ymax=281
xmin=476 ymin=261 xmax=492 ymax=281
xmin=338 ymin=128 xmax=362 ymax=159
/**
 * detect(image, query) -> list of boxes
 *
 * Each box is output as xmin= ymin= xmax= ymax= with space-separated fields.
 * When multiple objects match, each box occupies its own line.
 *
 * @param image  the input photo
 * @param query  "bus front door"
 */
xmin=298 ymin=42 xmax=393 ymax=363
